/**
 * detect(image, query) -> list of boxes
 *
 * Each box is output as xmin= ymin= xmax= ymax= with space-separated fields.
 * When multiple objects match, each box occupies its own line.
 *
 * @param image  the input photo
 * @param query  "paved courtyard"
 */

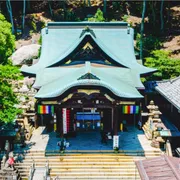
xmin=17 ymin=126 xmax=161 ymax=152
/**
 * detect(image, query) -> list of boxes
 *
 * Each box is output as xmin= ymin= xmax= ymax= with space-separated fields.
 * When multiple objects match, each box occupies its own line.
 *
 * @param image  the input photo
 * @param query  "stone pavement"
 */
xmin=119 ymin=126 xmax=160 ymax=151
xmin=16 ymin=126 xmax=161 ymax=152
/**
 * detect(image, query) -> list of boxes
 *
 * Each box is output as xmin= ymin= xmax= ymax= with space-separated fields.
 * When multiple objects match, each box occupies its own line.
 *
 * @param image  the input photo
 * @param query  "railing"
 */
xmin=44 ymin=160 xmax=50 ymax=180
xmin=28 ymin=160 xmax=35 ymax=180
xmin=28 ymin=159 xmax=49 ymax=180
xmin=165 ymin=140 xmax=173 ymax=156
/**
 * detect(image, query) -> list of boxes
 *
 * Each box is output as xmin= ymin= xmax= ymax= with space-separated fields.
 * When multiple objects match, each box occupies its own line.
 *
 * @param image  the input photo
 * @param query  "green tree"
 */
xmin=0 ymin=65 xmax=22 ymax=123
xmin=136 ymin=34 xmax=162 ymax=57
xmin=88 ymin=8 xmax=105 ymax=22
xmin=145 ymin=50 xmax=180 ymax=80
xmin=0 ymin=13 xmax=15 ymax=64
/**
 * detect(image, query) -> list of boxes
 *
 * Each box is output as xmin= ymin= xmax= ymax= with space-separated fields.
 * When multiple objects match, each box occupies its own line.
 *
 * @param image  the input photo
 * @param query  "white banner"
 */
xmin=113 ymin=135 xmax=119 ymax=149
xmin=62 ymin=108 xmax=67 ymax=134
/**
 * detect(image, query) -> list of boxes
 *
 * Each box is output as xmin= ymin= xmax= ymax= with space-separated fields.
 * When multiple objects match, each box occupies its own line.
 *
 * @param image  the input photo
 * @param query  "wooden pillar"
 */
xmin=34 ymin=113 xmax=38 ymax=129
xmin=113 ymin=107 xmax=118 ymax=135
xmin=56 ymin=107 xmax=59 ymax=132
xmin=56 ymin=107 xmax=63 ymax=137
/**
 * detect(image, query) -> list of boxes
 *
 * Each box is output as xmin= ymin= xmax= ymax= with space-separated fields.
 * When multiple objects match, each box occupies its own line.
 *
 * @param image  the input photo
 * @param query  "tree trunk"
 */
xmin=27 ymin=0 xmax=30 ymax=12
xmin=48 ymin=0 xmax=53 ymax=18
xmin=22 ymin=0 xmax=26 ymax=33
xmin=167 ymin=1 xmax=170 ymax=35
xmin=6 ymin=0 xmax=14 ymax=34
xmin=160 ymin=0 xmax=164 ymax=33
xmin=84 ymin=0 xmax=86 ymax=7
xmin=140 ymin=0 xmax=146 ymax=63
xmin=63 ymin=0 xmax=66 ymax=20
xmin=103 ymin=0 xmax=107 ymax=18
xmin=150 ymin=1 xmax=156 ymax=27
xmin=0 ymin=2 xmax=2 ymax=12
xmin=88 ymin=0 xmax=91 ymax=7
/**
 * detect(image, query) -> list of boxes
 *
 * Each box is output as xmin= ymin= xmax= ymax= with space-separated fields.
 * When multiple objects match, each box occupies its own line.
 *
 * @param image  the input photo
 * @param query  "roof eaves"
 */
xmin=35 ymin=79 xmax=143 ymax=99
xmin=155 ymin=86 xmax=180 ymax=111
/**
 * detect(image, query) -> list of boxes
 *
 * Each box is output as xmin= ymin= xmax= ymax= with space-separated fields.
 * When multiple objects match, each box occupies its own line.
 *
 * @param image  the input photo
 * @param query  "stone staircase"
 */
xmin=13 ymin=150 xmax=163 ymax=180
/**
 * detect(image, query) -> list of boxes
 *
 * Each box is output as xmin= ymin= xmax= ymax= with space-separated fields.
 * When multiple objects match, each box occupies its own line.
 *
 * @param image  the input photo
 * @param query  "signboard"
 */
xmin=62 ymin=108 xmax=67 ymax=134
xmin=113 ymin=135 xmax=119 ymax=149
xmin=62 ymin=108 xmax=70 ymax=134
xmin=120 ymin=101 xmax=135 ymax=105
xmin=42 ymin=101 xmax=58 ymax=105
xmin=141 ymin=112 xmax=149 ymax=116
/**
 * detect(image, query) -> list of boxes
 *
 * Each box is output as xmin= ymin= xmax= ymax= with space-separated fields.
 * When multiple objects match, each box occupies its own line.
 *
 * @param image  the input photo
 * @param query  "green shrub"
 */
xmin=145 ymin=50 xmax=180 ymax=80
xmin=88 ymin=9 xmax=105 ymax=22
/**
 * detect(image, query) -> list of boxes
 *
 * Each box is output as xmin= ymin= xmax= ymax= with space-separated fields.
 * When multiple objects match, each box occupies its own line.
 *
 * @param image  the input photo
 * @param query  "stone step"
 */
xmin=20 ymin=175 xmax=141 ymax=180
xmin=22 ymin=158 xmax=138 ymax=162
xmin=13 ymin=151 xmax=162 ymax=180
xmin=15 ymin=164 xmax=137 ymax=168
xmin=50 ymin=168 xmax=138 ymax=172
xmin=20 ymin=160 xmax=137 ymax=164
xmin=22 ymin=155 xmax=147 ymax=159
xmin=17 ymin=169 xmax=139 ymax=176
xmin=24 ymin=155 xmax=146 ymax=158
xmin=12 ymin=150 xmax=161 ymax=153
xmin=49 ymin=172 xmax=140 ymax=176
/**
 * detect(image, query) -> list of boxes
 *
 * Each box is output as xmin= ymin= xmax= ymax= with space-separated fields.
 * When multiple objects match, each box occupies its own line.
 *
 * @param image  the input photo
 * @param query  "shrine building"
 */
xmin=21 ymin=22 xmax=156 ymax=147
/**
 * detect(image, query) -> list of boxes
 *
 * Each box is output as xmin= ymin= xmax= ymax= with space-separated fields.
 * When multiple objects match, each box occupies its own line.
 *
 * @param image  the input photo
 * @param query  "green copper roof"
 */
xmin=21 ymin=22 xmax=156 ymax=75
xmin=20 ymin=22 xmax=156 ymax=99
xmin=34 ymin=62 xmax=143 ymax=98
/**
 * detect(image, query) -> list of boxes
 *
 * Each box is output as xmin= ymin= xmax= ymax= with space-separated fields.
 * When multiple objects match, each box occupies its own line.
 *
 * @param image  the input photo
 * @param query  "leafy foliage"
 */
xmin=88 ymin=9 xmax=105 ymax=22
xmin=136 ymin=34 xmax=162 ymax=58
xmin=145 ymin=50 xmax=180 ymax=80
xmin=122 ymin=15 xmax=129 ymax=22
xmin=0 ymin=13 xmax=15 ymax=64
xmin=38 ymin=35 xmax=42 ymax=58
xmin=0 ymin=65 xmax=22 ymax=123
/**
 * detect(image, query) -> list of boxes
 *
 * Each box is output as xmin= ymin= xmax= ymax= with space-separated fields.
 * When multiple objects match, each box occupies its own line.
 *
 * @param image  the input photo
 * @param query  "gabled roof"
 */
xmin=34 ymin=62 xmax=144 ymax=99
xmin=155 ymin=76 xmax=180 ymax=110
xmin=21 ymin=22 xmax=156 ymax=75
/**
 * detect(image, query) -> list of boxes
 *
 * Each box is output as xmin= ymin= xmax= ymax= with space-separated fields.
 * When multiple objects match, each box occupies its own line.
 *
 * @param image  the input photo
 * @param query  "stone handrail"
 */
xmin=28 ymin=160 xmax=35 ymax=180
xmin=165 ymin=140 xmax=173 ymax=157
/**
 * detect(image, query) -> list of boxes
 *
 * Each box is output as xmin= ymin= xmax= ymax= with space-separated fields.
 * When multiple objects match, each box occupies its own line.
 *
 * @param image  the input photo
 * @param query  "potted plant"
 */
xmin=114 ymin=147 xmax=119 ymax=153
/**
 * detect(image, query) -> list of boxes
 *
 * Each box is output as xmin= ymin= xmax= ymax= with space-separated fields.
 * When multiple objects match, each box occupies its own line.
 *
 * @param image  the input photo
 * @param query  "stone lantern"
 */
xmin=152 ymin=106 xmax=162 ymax=123
xmin=147 ymin=100 xmax=156 ymax=113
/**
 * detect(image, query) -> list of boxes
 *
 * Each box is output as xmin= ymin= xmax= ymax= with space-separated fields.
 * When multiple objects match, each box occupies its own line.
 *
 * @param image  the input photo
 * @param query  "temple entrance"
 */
xmin=58 ymin=107 xmax=113 ymax=136
xmin=55 ymin=106 xmax=114 ymax=150
xmin=75 ymin=109 xmax=101 ymax=132
xmin=36 ymin=90 xmax=141 ymax=150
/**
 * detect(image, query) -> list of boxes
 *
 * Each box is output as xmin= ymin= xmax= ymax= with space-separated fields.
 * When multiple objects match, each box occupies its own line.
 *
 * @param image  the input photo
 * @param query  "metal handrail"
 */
xmin=28 ymin=160 xmax=35 ymax=180
xmin=45 ymin=160 xmax=49 ymax=178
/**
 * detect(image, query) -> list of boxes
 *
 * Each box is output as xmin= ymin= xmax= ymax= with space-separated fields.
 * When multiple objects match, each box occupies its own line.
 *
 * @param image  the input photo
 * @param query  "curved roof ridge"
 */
xmin=35 ymin=78 xmax=143 ymax=99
